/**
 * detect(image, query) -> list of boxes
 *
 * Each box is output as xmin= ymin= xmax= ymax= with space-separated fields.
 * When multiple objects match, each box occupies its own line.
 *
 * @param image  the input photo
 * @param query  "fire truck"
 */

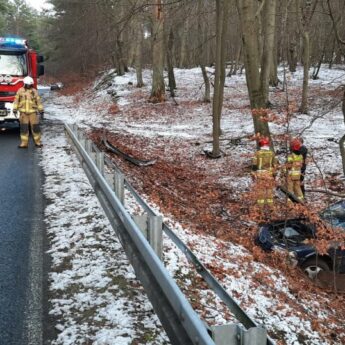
xmin=0 ymin=36 xmax=44 ymax=124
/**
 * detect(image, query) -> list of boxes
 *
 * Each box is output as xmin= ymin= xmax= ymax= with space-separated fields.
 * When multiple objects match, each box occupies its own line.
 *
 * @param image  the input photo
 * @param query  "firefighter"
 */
xmin=286 ymin=139 xmax=304 ymax=202
xmin=13 ymin=76 xmax=44 ymax=148
xmin=252 ymin=138 xmax=278 ymax=207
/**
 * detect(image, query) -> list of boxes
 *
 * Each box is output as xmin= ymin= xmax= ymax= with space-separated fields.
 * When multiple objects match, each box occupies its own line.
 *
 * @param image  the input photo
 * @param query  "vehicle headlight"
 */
xmin=5 ymin=103 xmax=13 ymax=110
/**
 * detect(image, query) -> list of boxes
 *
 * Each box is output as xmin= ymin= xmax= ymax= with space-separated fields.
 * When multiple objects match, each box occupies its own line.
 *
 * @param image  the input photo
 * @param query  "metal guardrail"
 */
xmin=65 ymin=123 xmax=216 ymax=345
xmin=64 ymin=123 xmax=274 ymax=345
xmin=101 ymin=143 xmax=275 ymax=345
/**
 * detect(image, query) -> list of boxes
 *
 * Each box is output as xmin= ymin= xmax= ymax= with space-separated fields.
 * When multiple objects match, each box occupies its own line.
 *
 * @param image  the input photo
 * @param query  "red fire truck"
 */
xmin=0 ymin=36 xmax=44 ymax=124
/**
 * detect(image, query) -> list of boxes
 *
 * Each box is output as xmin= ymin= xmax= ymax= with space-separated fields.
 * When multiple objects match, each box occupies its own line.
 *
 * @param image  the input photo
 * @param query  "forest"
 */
xmin=1 ymin=1 xmax=345 ymax=344
xmin=2 ymin=0 xmax=345 ymax=155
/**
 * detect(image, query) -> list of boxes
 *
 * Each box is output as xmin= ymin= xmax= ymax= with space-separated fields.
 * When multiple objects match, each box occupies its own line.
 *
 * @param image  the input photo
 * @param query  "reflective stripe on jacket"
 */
xmin=287 ymin=153 xmax=303 ymax=176
xmin=13 ymin=87 xmax=44 ymax=114
xmin=252 ymin=149 xmax=276 ymax=174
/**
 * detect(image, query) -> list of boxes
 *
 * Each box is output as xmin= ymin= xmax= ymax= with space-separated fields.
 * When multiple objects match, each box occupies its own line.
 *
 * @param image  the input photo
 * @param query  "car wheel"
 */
xmin=301 ymin=258 xmax=330 ymax=279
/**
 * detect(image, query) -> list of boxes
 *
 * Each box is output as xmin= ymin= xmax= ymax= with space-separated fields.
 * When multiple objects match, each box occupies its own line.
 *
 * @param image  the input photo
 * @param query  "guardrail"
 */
xmin=64 ymin=123 xmax=273 ymax=345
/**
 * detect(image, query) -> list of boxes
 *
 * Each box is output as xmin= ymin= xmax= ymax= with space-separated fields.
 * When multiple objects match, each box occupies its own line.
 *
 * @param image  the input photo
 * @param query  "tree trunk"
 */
xmin=328 ymin=38 xmax=336 ymax=69
xmin=116 ymin=38 xmax=126 ymax=76
xmin=211 ymin=0 xmax=229 ymax=157
xmin=288 ymin=40 xmax=298 ymax=72
xmin=201 ymin=66 xmax=211 ymax=102
xmin=231 ymin=43 xmax=242 ymax=76
xmin=167 ymin=27 xmax=177 ymax=96
xmin=150 ymin=0 xmax=165 ymax=102
xmin=340 ymin=89 xmax=345 ymax=176
xmin=287 ymin=0 xmax=298 ymax=73
xmin=116 ymin=4 xmax=127 ymax=76
xmin=179 ymin=15 xmax=189 ymax=68
xmin=237 ymin=0 xmax=271 ymax=138
xmin=297 ymin=0 xmax=319 ymax=114
xmin=300 ymin=31 xmax=310 ymax=113
xmin=198 ymin=0 xmax=210 ymax=102
xmin=135 ymin=22 xmax=144 ymax=88
xmin=216 ymin=0 xmax=229 ymax=134
xmin=260 ymin=0 xmax=277 ymax=105
xmin=270 ymin=31 xmax=279 ymax=86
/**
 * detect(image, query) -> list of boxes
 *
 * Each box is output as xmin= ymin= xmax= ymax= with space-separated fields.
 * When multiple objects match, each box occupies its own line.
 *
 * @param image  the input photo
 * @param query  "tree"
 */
xmin=197 ymin=0 xmax=210 ymax=103
xmin=166 ymin=27 xmax=177 ymax=96
xmin=296 ymin=0 xmax=319 ymax=114
xmin=150 ymin=0 xmax=165 ymax=102
xmin=135 ymin=22 xmax=144 ymax=87
xmin=236 ymin=0 xmax=272 ymax=139
xmin=260 ymin=0 xmax=277 ymax=105
xmin=210 ymin=0 xmax=229 ymax=158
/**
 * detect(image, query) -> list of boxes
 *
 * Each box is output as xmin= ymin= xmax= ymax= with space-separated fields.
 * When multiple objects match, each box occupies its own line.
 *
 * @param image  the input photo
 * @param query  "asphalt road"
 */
xmin=0 ymin=127 xmax=44 ymax=345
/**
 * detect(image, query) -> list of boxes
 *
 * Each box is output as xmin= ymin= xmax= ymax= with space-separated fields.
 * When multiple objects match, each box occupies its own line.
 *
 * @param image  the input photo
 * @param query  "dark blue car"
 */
xmin=256 ymin=201 xmax=345 ymax=278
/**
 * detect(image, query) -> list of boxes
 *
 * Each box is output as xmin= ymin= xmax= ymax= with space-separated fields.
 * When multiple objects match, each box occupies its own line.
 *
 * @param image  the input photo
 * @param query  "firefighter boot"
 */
xmin=31 ymin=117 xmax=42 ymax=147
xmin=18 ymin=123 xmax=29 ymax=148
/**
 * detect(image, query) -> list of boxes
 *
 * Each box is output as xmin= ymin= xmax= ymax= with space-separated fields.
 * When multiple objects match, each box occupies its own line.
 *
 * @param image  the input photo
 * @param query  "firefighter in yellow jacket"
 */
xmin=13 ymin=76 xmax=44 ymax=148
xmin=252 ymin=138 xmax=278 ymax=206
xmin=286 ymin=139 xmax=304 ymax=201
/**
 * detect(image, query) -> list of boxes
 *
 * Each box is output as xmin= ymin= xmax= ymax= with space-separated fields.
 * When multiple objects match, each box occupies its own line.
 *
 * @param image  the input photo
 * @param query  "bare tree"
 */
xmin=260 ymin=0 xmax=277 ymax=105
xmin=210 ymin=0 xmax=229 ymax=158
xmin=197 ymin=0 xmax=210 ymax=103
xmin=296 ymin=0 xmax=319 ymax=114
xmin=236 ymin=0 xmax=272 ymax=139
xmin=150 ymin=0 xmax=165 ymax=102
xmin=167 ymin=27 xmax=177 ymax=96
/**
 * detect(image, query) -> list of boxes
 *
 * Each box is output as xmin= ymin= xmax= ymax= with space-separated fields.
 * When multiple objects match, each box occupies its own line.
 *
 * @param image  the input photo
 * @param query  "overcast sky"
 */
xmin=26 ymin=0 xmax=51 ymax=11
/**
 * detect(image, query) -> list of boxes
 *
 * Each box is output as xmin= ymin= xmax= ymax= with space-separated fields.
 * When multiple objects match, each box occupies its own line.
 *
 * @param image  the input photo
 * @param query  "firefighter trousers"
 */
xmin=19 ymin=112 xmax=41 ymax=147
xmin=255 ymin=174 xmax=275 ymax=206
xmin=287 ymin=176 xmax=304 ymax=201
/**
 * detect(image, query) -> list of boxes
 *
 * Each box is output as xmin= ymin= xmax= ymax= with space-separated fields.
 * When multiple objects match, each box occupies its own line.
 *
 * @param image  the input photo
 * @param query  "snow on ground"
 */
xmin=41 ymin=124 xmax=169 ymax=344
xmin=42 ymin=65 xmax=345 ymax=344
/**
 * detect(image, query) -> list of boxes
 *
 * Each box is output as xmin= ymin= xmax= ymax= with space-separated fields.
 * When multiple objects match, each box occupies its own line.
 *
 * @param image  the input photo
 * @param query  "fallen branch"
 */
xmin=306 ymin=189 xmax=345 ymax=198
xmin=199 ymin=135 xmax=249 ymax=144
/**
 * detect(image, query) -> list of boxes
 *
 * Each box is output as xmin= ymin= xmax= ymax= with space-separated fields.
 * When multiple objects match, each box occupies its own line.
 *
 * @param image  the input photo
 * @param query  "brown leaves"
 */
xmin=108 ymin=104 xmax=119 ymax=114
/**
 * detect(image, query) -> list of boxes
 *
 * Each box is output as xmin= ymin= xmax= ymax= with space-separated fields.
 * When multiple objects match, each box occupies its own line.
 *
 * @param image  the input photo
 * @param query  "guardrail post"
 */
xmin=96 ymin=152 xmax=105 ymax=176
xmin=243 ymin=327 xmax=267 ymax=345
xmin=77 ymin=129 xmax=83 ymax=141
xmin=114 ymin=171 xmax=125 ymax=204
xmin=85 ymin=139 xmax=93 ymax=154
xmin=211 ymin=324 xmax=241 ymax=345
xmin=104 ymin=173 xmax=114 ymax=190
xmin=133 ymin=214 xmax=148 ymax=239
xmin=211 ymin=324 xmax=267 ymax=345
xmin=71 ymin=123 xmax=77 ymax=134
xmin=148 ymin=215 xmax=163 ymax=260
xmin=80 ymin=138 xmax=86 ymax=149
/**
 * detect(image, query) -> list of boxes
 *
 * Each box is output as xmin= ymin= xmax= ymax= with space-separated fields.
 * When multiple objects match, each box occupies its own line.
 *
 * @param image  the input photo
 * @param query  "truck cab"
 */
xmin=0 ymin=37 xmax=44 ymax=124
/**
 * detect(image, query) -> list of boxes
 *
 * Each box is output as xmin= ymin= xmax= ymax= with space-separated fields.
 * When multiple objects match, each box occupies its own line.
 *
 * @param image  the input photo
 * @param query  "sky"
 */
xmin=26 ymin=0 xmax=51 ymax=11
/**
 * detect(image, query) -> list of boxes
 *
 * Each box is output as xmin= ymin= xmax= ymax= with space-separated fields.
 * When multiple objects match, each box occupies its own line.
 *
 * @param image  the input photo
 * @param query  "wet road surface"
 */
xmin=0 ymin=127 xmax=44 ymax=345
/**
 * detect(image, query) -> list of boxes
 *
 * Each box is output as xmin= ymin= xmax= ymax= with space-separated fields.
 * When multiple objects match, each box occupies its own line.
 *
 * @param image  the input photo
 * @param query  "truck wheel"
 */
xmin=301 ymin=258 xmax=330 ymax=279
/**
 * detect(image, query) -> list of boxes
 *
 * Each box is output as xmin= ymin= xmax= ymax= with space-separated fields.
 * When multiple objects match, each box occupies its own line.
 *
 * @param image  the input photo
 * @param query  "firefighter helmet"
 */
xmin=290 ymin=138 xmax=302 ymax=151
xmin=259 ymin=137 xmax=270 ymax=147
xmin=23 ymin=76 xmax=34 ymax=85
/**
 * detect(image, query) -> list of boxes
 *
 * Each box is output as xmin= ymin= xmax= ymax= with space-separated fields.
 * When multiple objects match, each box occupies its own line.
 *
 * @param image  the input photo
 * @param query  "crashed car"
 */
xmin=256 ymin=201 xmax=345 ymax=278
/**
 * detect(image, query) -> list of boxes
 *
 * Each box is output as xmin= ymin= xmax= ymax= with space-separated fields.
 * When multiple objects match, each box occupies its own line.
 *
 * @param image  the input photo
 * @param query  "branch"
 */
xmin=255 ymin=0 xmax=266 ymax=18
xmin=306 ymin=189 xmax=345 ymax=198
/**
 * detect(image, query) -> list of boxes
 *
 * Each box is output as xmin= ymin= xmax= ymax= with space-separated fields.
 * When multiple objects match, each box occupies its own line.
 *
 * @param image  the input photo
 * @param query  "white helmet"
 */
xmin=23 ymin=76 xmax=34 ymax=85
